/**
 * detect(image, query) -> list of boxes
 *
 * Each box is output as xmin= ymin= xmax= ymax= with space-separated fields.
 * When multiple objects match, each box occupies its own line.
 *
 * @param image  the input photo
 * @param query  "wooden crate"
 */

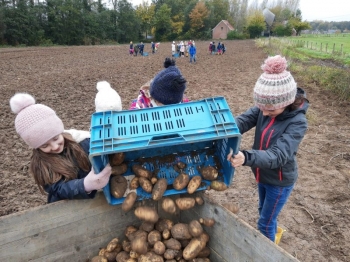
xmin=0 ymin=192 xmax=299 ymax=262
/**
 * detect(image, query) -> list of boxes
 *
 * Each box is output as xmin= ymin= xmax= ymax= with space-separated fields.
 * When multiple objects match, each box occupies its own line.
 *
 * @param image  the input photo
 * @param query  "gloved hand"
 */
xmin=64 ymin=129 xmax=90 ymax=143
xmin=84 ymin=164 xmax=112 ymax=193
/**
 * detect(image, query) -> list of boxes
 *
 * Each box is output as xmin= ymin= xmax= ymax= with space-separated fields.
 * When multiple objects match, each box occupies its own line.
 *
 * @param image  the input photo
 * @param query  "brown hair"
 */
xmin=30 ymin=133 xmax=91 ymax=194
xmin=288 ymin=89 xmax=308 ymax=111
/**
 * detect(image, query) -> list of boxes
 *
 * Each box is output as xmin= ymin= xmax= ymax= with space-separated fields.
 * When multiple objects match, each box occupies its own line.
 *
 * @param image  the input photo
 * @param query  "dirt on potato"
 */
xmin=1 ymin=40 xmax=350 ymax=262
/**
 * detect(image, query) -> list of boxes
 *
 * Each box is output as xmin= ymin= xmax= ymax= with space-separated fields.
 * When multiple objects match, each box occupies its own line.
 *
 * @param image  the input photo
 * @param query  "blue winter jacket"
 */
xmin=44 ymin=138 xmax=96 ymax=203
xmin=236 ymin=88 xmax=309 ymax=187
xmin=189 ymin=45 xmax=196 ymax=56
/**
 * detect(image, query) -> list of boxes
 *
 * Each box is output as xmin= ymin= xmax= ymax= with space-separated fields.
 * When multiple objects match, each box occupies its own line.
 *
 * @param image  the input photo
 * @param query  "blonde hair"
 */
xmin=30 ymin=133 xmax=91 ymax=194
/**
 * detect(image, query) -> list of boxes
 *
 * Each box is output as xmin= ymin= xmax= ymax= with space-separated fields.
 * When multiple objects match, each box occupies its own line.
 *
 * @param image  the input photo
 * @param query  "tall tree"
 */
xmin=246 ymin=10 xmax=265 ymax=38
xmin=135 ymin=1 xmax=155 ymax=39
xmin=189 ymin=1 xmax=209 ymax=38
xmin=152 ymin=3 xmax=171 ymax=41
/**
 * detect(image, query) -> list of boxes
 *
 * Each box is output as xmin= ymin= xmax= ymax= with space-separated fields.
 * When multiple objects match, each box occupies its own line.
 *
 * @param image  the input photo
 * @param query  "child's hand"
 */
xmin=227 ymin=151 xmax=245 ymax=168
xmin=83 ymin=164 xmax=112 ymax=193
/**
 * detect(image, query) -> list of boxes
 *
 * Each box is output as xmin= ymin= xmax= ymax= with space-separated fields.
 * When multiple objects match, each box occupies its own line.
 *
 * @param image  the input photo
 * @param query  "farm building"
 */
xmin=212 ymin=20 xmax=234 ymax=39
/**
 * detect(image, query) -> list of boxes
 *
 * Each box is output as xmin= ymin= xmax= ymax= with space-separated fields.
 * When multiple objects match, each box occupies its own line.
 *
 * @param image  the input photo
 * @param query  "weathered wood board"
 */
xmin=0 ymin=192 xmax=299 ymax=262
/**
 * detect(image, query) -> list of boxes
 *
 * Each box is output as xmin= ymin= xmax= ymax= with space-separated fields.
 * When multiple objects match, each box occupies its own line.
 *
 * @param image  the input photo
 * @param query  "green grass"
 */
xmin=281 ymin=34 xmax=350 ymax=64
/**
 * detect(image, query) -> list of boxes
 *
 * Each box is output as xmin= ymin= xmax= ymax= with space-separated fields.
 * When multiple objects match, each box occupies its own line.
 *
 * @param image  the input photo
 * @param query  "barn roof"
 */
xmin=212 ymin=20 xmax=234 ymax=31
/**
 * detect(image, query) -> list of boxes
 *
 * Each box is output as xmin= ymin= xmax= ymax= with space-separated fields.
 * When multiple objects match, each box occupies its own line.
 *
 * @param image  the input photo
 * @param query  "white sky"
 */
xmin=129 ymin=0 xmax=350 ymax=22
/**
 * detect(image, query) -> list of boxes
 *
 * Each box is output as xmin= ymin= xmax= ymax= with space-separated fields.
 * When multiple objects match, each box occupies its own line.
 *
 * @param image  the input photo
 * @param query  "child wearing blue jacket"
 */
xmin=10 ymin=93 xmax=112 ymax=203
xmin=228 ymin=55 xmax=309 ymax=244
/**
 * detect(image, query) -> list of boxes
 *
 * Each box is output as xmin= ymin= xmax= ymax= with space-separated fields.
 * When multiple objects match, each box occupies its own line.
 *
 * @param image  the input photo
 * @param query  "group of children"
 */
xmin=171 ymin=40 xmax=197 ymax=63
xmin=209 ymin=41 xmax=226 ymax=55
xmin=10 ymin=54 xmax=309 ymax=245
xmin=129 ymin=41 xmax=160 ymax=56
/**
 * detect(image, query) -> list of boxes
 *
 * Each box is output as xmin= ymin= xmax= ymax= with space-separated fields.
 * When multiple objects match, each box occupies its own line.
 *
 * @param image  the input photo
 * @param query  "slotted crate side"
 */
xmin=100 ymin=135 xmax=240 ymax=205
xmin=90 ymin=97 xmax=239 ymax=155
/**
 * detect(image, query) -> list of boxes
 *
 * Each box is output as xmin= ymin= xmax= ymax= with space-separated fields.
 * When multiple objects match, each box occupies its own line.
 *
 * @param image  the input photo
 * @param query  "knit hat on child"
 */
xmin=254 ymin=55 xmax=297 ymax=110
xmin=10 ymin=93 xmax=64 ymax=149
xmin=150 ymin=58 xmax=187 ymax=105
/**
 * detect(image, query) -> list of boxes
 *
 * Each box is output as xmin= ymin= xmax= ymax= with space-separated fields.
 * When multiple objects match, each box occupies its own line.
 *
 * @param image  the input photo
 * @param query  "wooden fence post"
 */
xmin=307 ymin=41 xmax=308 ymax=48
xmin=321 ymin=43 xmax=322 ymax=52
xmin=332 ymin=43 xmax=335 ymax=54
xmin=341 ymin=44 xmax=343 ymax=56
xmin=326 ymin=43 xmax=328 ymax=53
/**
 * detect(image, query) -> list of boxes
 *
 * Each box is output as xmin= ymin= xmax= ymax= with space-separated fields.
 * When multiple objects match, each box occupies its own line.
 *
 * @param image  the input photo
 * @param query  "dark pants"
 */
xmin=257 ymin=183 xmax=294 ymax=242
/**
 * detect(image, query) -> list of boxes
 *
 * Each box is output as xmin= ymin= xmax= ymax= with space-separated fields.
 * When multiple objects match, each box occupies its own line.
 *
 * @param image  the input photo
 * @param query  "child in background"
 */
xmin=10 ymin=93 xmax=112 ymax=203
xmin=189 ymin=43 xmax=197 ymax=63
xmin=129 ymin=57 xmax=189 ymax=109
xmin=227 ymin=55 xmax=309 ymax=244
xmin=129 ymin=41 xmax=134 ymax=56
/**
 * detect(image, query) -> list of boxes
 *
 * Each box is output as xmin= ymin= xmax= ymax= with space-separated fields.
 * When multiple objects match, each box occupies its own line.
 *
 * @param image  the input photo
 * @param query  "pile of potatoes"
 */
xmin=109 ymin=152 xmax=228 ymax=208
xmin=91 ymin=210 xmax=215 ymax=262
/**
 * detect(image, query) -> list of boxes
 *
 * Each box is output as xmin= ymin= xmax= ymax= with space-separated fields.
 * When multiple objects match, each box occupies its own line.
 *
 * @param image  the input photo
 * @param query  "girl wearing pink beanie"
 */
xmin=227 ymin=55 xmax=309 ymax=244
xmin=10 ymin=93 xmax=111 ymax=203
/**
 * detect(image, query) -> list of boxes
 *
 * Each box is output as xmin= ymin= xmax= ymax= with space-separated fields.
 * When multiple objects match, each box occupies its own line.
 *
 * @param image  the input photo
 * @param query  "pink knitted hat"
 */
xmin=254 ymin=55 xmax=297 ymax=110
xmin=10 ymin=93 xmax=64 ymax=149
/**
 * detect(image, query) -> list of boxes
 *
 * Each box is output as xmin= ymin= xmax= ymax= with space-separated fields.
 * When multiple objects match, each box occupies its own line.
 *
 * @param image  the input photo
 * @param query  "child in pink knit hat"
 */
xmin=227 ymin=55 xmax=309 ymax=244
xmin=10 ymin=93 xmax=111 ymax=203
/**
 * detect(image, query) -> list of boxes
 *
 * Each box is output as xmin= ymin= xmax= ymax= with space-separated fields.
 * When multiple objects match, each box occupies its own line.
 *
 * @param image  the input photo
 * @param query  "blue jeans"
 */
xmin=257 ymin=183 xmax=294 ymax=242
xmin=190 ymin=54 xmax=196 ymax=63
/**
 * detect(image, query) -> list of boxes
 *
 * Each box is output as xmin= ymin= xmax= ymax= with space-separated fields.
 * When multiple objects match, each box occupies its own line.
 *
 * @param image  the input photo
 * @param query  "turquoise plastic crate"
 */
xmin=89 ymin=96 xmax=241 ymax=205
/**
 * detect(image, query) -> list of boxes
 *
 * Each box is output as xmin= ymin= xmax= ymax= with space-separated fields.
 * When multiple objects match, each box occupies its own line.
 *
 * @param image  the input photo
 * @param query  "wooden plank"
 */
xmin=0 ymin=193 xmax=139 ymax=262
xmin=181 ymin=194 xmax=299 ymax=262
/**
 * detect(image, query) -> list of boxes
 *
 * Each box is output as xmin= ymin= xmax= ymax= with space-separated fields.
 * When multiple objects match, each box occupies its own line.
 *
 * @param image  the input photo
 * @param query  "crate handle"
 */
xmin=148 ymin=134 xmax=185 ymax=145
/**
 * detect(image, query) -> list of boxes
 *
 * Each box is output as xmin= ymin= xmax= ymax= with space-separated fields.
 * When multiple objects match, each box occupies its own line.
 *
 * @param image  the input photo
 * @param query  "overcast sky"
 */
xmin=129 ymin=0 xmax=350 ymax=22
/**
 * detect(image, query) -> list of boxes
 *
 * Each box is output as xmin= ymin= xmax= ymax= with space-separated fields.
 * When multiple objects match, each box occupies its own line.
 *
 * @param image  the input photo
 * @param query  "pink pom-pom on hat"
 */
xmin=10 ymin=93 xmax=64 ymax=149
xmin=254 ymin=55 xmax=297 ymax=111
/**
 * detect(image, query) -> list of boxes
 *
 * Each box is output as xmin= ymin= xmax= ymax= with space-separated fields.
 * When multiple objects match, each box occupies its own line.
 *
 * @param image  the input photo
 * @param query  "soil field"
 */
xmin=0 ymin=40 xmax=349 ymax=262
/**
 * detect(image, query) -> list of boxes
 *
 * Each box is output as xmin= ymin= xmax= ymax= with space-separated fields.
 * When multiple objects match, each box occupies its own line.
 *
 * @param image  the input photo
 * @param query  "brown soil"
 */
xmin=1 ymin=40 xmax=349 ymax=262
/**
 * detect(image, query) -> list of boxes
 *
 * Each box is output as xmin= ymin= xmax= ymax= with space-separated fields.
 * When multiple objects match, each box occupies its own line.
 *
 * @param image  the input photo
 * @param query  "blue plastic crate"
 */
xmin=89 ymin=97 xmax=241 ymax=205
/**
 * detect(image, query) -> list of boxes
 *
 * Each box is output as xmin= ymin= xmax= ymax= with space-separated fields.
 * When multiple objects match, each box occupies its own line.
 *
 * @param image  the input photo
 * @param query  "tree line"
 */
xmin=0 ymin=0 xmax=312 ymax=46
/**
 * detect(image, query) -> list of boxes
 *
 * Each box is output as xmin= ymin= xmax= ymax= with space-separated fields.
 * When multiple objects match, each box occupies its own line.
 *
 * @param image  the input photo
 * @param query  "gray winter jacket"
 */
xmin=236 ymin=88 xmax=309 ymax=187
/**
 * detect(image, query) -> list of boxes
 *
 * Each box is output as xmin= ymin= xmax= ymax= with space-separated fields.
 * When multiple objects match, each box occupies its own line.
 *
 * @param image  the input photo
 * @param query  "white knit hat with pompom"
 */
xmin=254 ymin=55 xmax=297 ymax=110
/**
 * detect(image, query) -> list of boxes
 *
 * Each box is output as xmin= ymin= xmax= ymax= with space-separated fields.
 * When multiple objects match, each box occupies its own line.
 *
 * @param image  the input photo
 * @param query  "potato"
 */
xmin=139 ymin=177 xmax=153 ymax=193
xmin=199 ymin=218 xmax=215 ymax=227
xmin=132 ymin=164 xmax=152 ymax=179
xmin=122 ymin=240 xmax=131 ymax=252
xmin=162 ymin=228 xmax=171 ymax=240
xmin=210 ymin=180 xmax=228 ymax=191
xmin=222 ymin=202 xmax=240 ymax=214
xmin=98 ymin=248 xmax=107 ymax=256
xmin=122 ymin=192 xmax=137 ymax=212
xmin=131 ymin=238 xmax=148 ymax=254
xmin=104 ymin=250 xmax=119 ymax=262
xmin=109 ymin=152 xmax=125 ymax=166
xmin=197 ymin=246 xmax=211 ymax=258
xmin=153 ymin=241 xmax=166 ymax=255
xmin=155 ymin=219 xmax=174 ymax=232
xmin=163 ymin=249 xmax=179 ymax=260
xmin=111 ymin=163 xmax=128 ymax=176
xmin=152 ymin=178 xmax=168 ymax=201
xmin=151 ymin=177 xmax=158 ymax=184
xmin=129 ymin=177 xmax=139 ymax=190
xmin=129 ymin=250 xmax=139 ymax=259
xmin=175 ymin=197 xmax=196 ymax=210
xmin=110 ymin=175 xmax=127 ymax=198
xmin=116 ymin=251 xmax=130 ymax=262
xmin=173 ymin=173 xmax=190 ymax=190
xmin=91 ymin=256 xmax=108 ymax=262
xmin=188 ymin=220 xmax=203 ymax=237
xmin=148 ymin=230 xmax=161 ymax=245
xmin=195 ymin=195 xmax=204 ymax=205
xmin=170 ymin=223 xmax=192 ymax=240
xmin=174 ymin=249 xmax=183 ymax=260
xmin=124 ymin=225 xmax=137 ymax=239
xmin=177 ymin=161 xmax=187 ymax=169
xmin=182 ymin=237 xmax=205 ymax=260
xmin=139 ymin=221 xmax=154 ymax=232
xmin=192 ymin=258 xmax=210 ymax=262
xmin=125 ymin=258 xmax=137 ymax=262
xmin=138 ymin=252 xmax=164 ymax=262
xmin=179 ymin=239 xmax=191 ymax=248
xmin=128 ymin=229 xmax=148 ymax=242
xmin=187 ymin=176 xmax=202 ymax=194
xmin=164 ymin=238 xmax=182 ymax=250
xmin=199 ymin=166 xmax=218 ymax=180
xmin=135 ymin=206 xmax=159 ymax=223
xmin=161 ymin=198 xmax=176 ymax=214
xmin=106 ymin=237 xmax=119 ymax=252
